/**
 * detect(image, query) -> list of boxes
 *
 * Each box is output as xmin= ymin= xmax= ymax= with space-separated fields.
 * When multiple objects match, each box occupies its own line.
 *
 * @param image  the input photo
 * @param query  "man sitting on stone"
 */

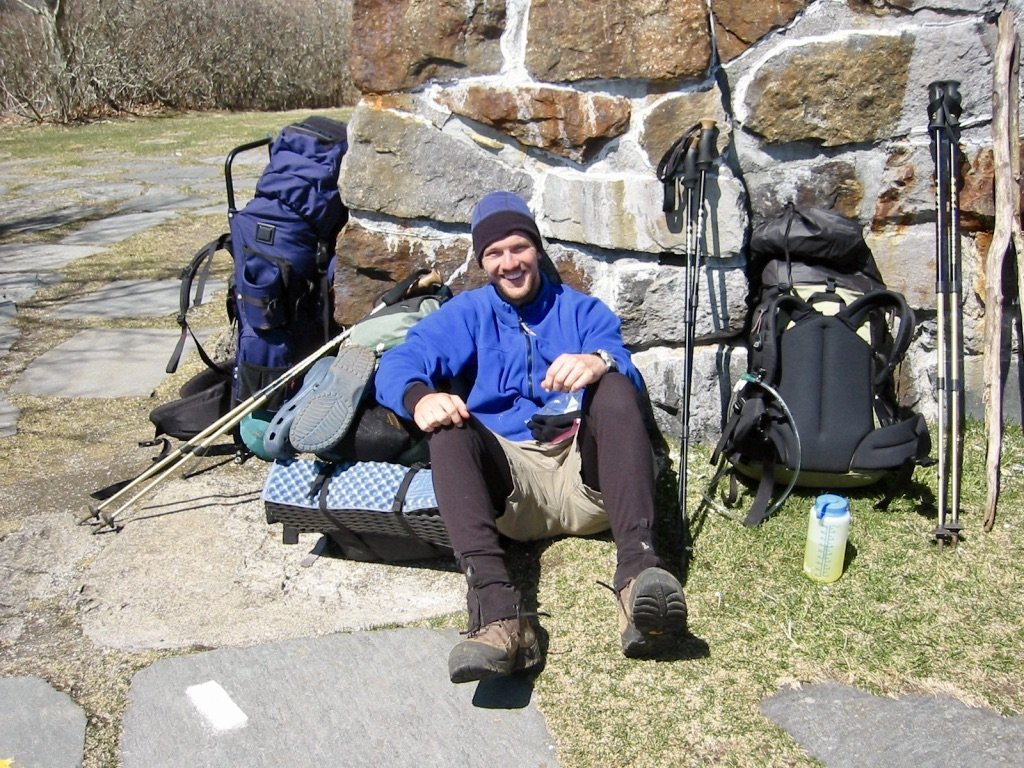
xmin=374 ymin=190 xmax=688 ymax=683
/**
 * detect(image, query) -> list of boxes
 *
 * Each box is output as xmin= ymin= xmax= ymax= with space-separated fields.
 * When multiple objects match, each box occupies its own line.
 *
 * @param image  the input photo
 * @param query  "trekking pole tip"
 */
xmin=95 ymin=509 xmax=122 ymax=534
xmin=78 ymin=506 xmax=100 ymax=525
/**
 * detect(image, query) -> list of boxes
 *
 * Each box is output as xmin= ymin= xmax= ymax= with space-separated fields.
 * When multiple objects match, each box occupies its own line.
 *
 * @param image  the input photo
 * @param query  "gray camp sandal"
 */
xmin=262 ymin=355 xmax=336 ymax=460
xmin=288 ymin=344 xmax=377 ymax=453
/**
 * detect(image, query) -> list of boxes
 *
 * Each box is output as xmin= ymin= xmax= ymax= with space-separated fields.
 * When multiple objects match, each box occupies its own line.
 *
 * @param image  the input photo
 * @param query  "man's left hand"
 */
xmin=541 ymin=353 xmax=609 ymax=392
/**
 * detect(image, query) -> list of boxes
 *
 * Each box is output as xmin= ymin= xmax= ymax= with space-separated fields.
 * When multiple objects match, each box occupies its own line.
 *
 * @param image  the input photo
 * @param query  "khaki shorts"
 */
xmin=493 ymin=432 xmax=610 ymax=541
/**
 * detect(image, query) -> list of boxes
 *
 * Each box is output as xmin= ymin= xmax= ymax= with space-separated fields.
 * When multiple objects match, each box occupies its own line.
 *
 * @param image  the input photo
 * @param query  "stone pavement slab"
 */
xmin=0 ymin=243 xmax=104 ymax=272
xmin=2 ymin=296 xmax=19 ymax=435
xmin=0 ymin=677 xmax=86 ymax=768
xmin=0 ymin=270 xmax=63 ymax=304
xmin=116 ymin=189 xmax=216 ymax=214
xmin=59 ymin=210 xmax=179 ymax=246
xmin=120 ymin=163 xmax=223 ymax=188
xmin=10 ymin=327 xmax=187 ymax=397
xmin=120 ymin=628 xmax=557 ymax=768
xmin=78 ymin=467 xmax=463 ymax=651
xmin=0 ymin=395 xmax=16 ymax=438
xmin=761 ymin=681 xmax=1024 ymax=767
xmin=52 ymin=278 xmax=225 ymax=320
xmin=0 ymin=300 xmax=15 ymax=356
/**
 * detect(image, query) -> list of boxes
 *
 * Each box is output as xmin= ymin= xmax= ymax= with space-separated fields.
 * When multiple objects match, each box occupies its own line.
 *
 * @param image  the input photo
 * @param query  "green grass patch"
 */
xmin=0 ymin=108 xmax=351 ymax=165
xmin=531 ymin=421 xmax=1024 ymax=766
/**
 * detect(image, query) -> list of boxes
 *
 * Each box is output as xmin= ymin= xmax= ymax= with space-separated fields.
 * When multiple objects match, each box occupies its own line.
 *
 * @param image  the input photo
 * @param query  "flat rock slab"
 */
xmin=0 ymin=270 xmax=63 ymax=304
xmin=121 ymin=164 xmax=222 ymax=188
xmin=0 ymin=243 xmax=104 ymax=273
xmin=0 ymin=393 xmax=17 ymax=438
xmin=0 ymin=300 xmax=16 ymax=356
xmin=11 ymin=327 xmax=183 ymax=397
xmin=117 ymin=189 xmax=216 ymax=214
xmin=52 ymin=278 xmax=226 ymax=320
xmin=0 ymin=677 xmax=86 ymax=768
xmin=761 ymin=681 xmax=1024 ymax=767
xmin=79 ymin=468 xmax=463 ymax=651
xmin=120 ymin=628 xmax=558 ymax=768
xmin=59 ymin=210 xmax=179 ymax=246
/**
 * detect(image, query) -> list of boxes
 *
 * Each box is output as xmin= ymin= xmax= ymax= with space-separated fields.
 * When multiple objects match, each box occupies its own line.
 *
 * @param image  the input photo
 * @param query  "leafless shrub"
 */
xmin=0 ymin=0 xmax=356 ymax=122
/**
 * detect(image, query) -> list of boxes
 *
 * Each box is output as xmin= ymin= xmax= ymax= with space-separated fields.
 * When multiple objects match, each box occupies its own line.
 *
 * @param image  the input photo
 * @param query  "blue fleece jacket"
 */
xmin=374 ymin=276 xmax=644 ymax=442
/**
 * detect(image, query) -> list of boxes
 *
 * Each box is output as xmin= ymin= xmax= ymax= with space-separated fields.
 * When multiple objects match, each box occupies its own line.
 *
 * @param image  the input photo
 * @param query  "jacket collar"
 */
xmin=486 ymin=275 xmax=558 ymax=326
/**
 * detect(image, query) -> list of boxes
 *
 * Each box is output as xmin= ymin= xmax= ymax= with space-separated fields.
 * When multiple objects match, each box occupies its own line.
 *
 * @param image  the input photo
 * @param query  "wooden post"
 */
xmin=983 ymin=9 xmax=1023 ymax=532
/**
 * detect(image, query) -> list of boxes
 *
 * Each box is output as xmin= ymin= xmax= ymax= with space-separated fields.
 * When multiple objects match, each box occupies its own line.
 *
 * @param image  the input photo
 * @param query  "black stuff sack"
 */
xmin=148 ymin=363 xmax=232 ymax=441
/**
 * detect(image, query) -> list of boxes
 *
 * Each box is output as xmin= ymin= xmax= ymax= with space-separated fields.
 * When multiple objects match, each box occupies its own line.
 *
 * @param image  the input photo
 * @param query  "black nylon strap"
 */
xmin=167 ymin=233 xmax=232 ymax=374
xmin=315 ymin=464 xmax=380 ymax=558
xmin=389 ymin=464 xmax=431 ymax=543
xmin=742 ymin=459 xmax=777 ymax=528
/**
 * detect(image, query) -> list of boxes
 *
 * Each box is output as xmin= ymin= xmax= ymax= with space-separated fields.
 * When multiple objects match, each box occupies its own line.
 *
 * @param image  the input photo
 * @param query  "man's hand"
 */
xmin=541 ymin=353 xmax=609 ymax=393
xmin=412 ymin=392 xmax=472 ymax=432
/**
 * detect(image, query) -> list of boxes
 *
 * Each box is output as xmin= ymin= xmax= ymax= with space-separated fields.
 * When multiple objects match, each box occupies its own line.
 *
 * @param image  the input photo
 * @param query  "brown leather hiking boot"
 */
xmin=448 ymin=616 xmax=543 ymax=684
xmin=611 ymin=566 xmax=688 ymax=658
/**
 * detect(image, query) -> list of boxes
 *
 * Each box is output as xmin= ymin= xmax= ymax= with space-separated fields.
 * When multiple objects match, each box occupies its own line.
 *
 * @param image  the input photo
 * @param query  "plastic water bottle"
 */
xmin=803 ymin=494 xmax=851 ymax=583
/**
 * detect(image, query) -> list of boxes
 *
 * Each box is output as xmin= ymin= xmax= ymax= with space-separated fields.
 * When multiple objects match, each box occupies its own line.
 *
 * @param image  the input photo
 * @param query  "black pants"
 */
xmin=427 ymin=373 xmax=664 ymax=628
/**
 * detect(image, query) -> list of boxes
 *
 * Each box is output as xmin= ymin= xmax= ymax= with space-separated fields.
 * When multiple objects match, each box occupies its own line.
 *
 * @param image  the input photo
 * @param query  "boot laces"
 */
xmin=462 ymin=607 xmax=550 ymax=638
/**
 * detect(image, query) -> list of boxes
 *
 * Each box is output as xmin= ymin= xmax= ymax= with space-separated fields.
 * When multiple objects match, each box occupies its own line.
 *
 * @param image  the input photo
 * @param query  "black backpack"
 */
xmin=165 ymin=116 xmax=349 ymax=411
xmin=711 ymin=204 xmax=931 ymax=526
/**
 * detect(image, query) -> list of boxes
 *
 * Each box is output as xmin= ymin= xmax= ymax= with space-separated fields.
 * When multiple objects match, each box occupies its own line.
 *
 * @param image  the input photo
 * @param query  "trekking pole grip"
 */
xmin=927 ymin=81 xmax=963 ymax=135
xmin=697 ymin=118 xmax=719 ymax=169
xmin=682 ymin=141 xmax=700 ymax=189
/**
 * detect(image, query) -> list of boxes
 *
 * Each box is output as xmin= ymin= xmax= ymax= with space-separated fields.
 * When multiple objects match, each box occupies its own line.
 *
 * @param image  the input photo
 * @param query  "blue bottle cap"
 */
xmin=814 ymin=493 xmax=849 ymax=520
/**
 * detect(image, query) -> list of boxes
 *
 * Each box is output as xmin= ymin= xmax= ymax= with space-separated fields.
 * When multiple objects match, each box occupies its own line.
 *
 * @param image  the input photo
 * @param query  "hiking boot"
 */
xmin=612 ymin=566 xmax=688 ymax=658
xmin=448 ymin=616 xmax=543 ymax=684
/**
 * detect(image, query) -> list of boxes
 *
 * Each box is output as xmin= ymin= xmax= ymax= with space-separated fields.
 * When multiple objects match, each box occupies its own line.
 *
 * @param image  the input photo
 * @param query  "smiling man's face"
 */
xmin=480 ymin=232 xmax=542 ymax=306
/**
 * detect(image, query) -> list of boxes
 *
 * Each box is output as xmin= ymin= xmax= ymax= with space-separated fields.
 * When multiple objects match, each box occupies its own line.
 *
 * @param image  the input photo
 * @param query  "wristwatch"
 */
xmin=591 ymin=349 xmax=617 ymax=373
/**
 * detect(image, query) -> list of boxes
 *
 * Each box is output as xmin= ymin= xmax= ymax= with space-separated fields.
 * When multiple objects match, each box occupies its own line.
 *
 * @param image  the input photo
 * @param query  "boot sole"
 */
xmin=623 ymin=567 xmax=688 ymax=658
xmin=448 ymin=638 xmax=544 ymax=684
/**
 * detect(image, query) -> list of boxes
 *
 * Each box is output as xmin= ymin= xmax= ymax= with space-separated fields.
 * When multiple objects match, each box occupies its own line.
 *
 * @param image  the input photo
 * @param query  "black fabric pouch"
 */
xmin=149 ymin=364 xmax=233 ymax=440
xmin=526 ymin=409 xmax=582 ymax=443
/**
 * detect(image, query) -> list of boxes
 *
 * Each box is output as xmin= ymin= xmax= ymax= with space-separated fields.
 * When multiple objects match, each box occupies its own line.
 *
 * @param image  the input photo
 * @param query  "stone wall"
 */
xmin=336 ymin=0 xmax=1017 ymax=444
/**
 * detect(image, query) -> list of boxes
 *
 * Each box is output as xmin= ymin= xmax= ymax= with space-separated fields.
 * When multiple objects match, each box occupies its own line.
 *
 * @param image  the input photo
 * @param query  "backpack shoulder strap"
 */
xmin=839 ymin=289 xmax=915 ymax=386
xmin=166 ymin=233 xmax=232 ymax=374
xmin=743 ymin=461 xmax=779 ymax=528
xmin=749 ymin=293 xmax=813 ymax=384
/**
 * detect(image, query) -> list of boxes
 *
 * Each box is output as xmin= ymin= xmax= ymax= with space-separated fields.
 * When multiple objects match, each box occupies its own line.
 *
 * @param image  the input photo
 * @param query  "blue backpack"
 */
xmin=167 ymin=116 xmax=349 ymax=411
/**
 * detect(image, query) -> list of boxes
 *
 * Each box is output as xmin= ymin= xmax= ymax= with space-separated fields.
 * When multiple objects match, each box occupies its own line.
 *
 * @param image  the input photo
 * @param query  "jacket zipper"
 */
xmin=518 ymin=316 xmax=536 ymax=399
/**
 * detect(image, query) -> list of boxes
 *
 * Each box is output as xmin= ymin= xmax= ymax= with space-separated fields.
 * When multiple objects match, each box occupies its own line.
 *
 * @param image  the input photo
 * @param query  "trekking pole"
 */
xmin=926 ymin=80 xmax=964 ymax=543
xmin=928 ymin=80 xmax=951 ymax=540
xmin=81 ymin=270 xmax=437 ymax=532
xmin=947 ymin=83 xmax=965 ymax=540
xmin=677 ymin=119 xmax=719 ymax=518
xmin=78 ymin=326 xmax=353 ymax=530
xmin=676 ymin=139 xmax=700 ymax=518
